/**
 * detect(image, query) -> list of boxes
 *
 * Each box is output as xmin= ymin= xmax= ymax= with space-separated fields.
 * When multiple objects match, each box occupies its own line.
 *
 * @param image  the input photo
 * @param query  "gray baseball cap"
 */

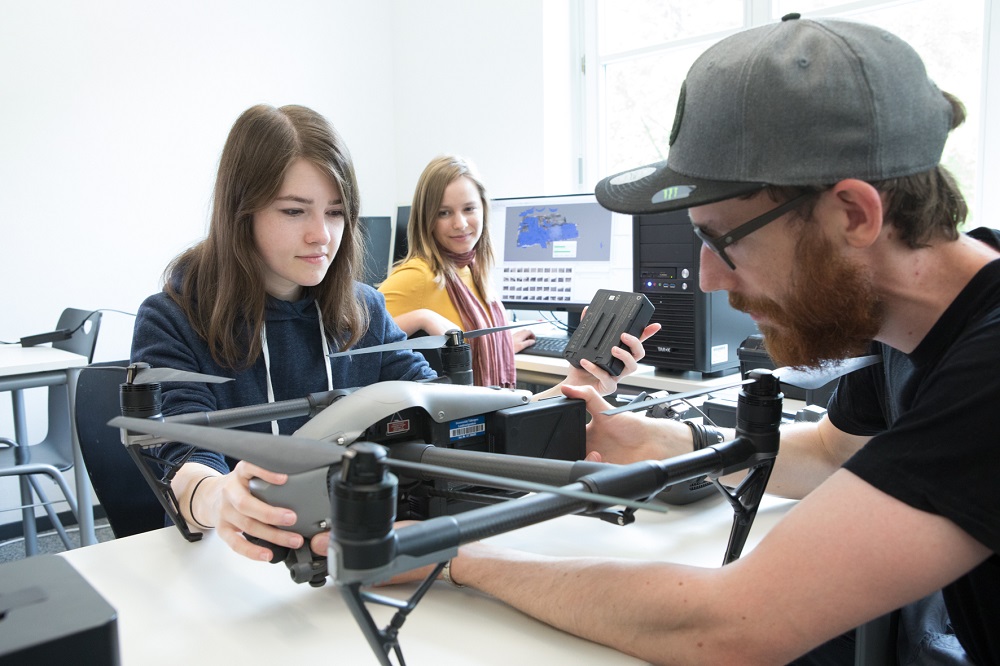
xmin=595 ymin=13 xmax=954 ymax=215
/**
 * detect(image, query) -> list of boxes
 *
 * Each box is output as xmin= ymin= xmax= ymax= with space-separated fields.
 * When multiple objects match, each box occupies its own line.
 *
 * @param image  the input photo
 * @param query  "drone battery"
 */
xmin=401 ymin=398 xmax=586 ymax=519
xmin=563 ymin=290 xmax=654 ymax=376
xmin=487 ymin=396 xmax=586 ymax=461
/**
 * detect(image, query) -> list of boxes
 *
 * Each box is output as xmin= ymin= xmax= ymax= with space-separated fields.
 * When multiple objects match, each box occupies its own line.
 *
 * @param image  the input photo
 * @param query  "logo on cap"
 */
xmin=652 ymin=185 xmax=696 ymax=203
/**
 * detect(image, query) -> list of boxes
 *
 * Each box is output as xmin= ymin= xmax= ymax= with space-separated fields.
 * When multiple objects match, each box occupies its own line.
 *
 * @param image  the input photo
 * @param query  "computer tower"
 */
xmin=633 ymin=209 xmax=758 ymax=375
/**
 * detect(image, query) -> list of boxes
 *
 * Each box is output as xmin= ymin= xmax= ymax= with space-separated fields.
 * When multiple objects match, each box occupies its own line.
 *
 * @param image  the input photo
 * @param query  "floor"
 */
xmin=0 ymin=518 xmax=116 ymax=563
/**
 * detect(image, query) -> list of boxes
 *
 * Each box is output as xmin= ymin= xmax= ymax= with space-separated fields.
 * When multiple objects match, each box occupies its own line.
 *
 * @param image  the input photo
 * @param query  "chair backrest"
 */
xmin=31 ymin=309 xmax=103 ymax=462
xmin=53 ymin=308 xmax=102 ymax=361
xmin=74 ymin=361 xmax=166 ymax=538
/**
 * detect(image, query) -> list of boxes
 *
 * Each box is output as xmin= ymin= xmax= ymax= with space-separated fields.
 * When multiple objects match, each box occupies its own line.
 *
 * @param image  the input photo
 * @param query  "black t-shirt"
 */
xmin=830 ymin=228 xmax=1000 ymax=664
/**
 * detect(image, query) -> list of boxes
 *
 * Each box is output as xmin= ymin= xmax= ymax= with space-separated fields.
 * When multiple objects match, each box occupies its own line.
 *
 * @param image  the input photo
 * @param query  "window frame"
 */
xmin=577 ymin=0 xmax=997 ymax=227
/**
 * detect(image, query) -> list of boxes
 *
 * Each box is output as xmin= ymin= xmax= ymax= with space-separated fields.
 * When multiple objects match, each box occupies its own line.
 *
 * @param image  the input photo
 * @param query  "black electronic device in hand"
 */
xmin=563 ymin=290 xmax=654 ymax=376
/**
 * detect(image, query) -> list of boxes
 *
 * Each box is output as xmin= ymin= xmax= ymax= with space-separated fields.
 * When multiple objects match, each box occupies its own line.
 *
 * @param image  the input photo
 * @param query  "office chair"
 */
xmin=74 ymin=361 xmax=166 ymax=538
xmin=0 ymin=308 xmax=101 ymax=555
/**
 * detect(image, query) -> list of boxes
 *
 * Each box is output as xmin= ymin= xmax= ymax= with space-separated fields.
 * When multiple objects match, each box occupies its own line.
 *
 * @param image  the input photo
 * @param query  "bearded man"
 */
xmin=387 ymin=14 xmax=999 ymax=666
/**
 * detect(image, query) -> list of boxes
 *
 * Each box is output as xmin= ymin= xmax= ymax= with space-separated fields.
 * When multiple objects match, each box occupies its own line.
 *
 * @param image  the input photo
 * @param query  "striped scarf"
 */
xmin=442 ymin=250 xmax=516 ymax=388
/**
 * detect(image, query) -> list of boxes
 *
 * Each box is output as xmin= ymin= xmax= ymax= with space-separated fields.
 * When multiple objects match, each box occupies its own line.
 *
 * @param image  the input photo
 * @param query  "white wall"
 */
xmin=390 ymin=0 xmax=551 ymax=203
xmin=0 ymin=0 xmax=558 ymax=525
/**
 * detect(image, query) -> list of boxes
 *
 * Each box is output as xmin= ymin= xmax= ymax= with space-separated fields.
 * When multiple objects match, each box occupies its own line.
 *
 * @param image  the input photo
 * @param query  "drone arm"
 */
xmin=335 ymin=372 xmax=784 ymax=585
xmin=330 ymin=437 xmax=779 ymax=664
xmin=332 ymin=372 xmax=784 ymax=665
xmin=165 ymin=388 xmax=353 ymax=430
xmin=332 ymin=442 xmax=754 ymax=586
xmin=389 ymin=442 xmax=608 ymax=486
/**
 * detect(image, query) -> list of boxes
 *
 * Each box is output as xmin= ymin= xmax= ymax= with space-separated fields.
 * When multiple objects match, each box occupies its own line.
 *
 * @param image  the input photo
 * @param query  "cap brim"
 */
xmin=595 ymin=160 xmax=767 ymax=214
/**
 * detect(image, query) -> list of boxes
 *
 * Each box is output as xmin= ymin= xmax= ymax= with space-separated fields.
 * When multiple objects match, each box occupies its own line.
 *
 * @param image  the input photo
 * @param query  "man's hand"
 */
xmin=560 ymin=384 xmax=691 ymax=464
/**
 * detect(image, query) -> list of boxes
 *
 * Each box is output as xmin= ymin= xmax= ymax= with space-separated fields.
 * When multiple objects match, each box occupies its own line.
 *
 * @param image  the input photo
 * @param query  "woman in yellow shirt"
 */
xmin=379 ymin=155 xmax=656 ymax=392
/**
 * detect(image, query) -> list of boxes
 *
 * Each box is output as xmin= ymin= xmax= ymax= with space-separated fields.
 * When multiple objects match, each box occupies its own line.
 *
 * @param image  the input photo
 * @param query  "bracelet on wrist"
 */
xmin=685 ymin=421 xmax=725 ymax=451
xmin=188 ymin=474 xmax=216 ymax=530
xmin=441 ymin=559 xmax=465 ymax=588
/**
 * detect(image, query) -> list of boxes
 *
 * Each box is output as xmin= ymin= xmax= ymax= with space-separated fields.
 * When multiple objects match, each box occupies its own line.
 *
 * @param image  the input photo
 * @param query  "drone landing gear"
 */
xmin=712 ymin=457 xmax=775 ymax=565
xmin=339 ymin=563 xmax=446 ymax=666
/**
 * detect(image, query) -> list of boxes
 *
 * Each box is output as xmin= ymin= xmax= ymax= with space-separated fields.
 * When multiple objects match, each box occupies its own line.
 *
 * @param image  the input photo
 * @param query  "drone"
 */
xmin=106 ymin=323 xmax=881 ymax=666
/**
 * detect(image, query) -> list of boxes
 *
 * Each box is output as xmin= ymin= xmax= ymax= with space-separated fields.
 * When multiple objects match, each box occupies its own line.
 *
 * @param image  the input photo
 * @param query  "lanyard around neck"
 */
xmin=260 ymin=301 xmax=333 ymax=435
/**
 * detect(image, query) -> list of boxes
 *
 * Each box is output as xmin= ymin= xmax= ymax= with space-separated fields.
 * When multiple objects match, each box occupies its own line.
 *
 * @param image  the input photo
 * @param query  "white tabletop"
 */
xmin=0 ymin=343 xmax=97 ymax=548
xmin=516 ymin=353 xmax=746 ymax=393
xmin=61 ymin=494 xmax=796 ymax=665
xmin=0 ymin=345 xmax=89 ymax=377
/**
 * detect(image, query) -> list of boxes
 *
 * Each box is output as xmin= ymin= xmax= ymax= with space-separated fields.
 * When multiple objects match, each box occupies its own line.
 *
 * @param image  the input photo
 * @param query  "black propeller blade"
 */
xmin=602 ymin=354 xmax=882 ymax=416
xmin=329 ymin=320 xmax=544 ymax=358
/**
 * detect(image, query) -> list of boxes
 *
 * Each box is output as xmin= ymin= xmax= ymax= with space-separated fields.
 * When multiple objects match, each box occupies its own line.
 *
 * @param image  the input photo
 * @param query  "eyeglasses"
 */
xmin=692 ymin=193 xmax=812 ymax=270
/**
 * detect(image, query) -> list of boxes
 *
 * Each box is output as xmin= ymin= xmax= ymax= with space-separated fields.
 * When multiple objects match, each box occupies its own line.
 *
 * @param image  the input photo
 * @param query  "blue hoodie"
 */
xmin=131 ymin=282 xmax=436 ymax=473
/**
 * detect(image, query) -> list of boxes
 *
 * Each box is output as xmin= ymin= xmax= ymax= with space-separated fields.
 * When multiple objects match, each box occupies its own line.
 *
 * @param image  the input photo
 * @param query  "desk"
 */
xmin=517 ymin=353 xmax=744 ymax=394
xmin=0 ymin=345 xmax=94 ymax=552
xmin=61 ymin=494 xmax=795 ymax=665
xmin=516 ymin=354 xmax=809 ymax=422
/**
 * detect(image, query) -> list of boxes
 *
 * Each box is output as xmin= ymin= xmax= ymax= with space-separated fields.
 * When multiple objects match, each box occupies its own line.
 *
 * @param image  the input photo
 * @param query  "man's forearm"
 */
xmin=662 ymin=418 xmax=861 ymax=499
xmin=446 ymin=543 xmax=771 ymax=665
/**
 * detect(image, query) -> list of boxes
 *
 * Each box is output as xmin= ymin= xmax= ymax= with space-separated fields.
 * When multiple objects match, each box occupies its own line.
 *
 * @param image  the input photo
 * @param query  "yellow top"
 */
xmin=378 ymin=257 xmax=493 ymax=330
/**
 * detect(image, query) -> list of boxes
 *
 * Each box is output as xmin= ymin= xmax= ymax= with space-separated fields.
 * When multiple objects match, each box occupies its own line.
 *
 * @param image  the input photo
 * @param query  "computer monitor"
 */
xmin=489 ymin=193 xmax=634 ymax=332
xmin=394 ymin=206 xmax=411 ymax=264
xmin=358 ymin=216 xmax=393 ymax=286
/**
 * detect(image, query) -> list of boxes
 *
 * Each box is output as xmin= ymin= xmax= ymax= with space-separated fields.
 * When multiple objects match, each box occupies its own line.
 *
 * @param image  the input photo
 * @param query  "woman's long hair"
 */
xmin=165 ymin=104 xmax=369 ymax=369
xmin=402 ymin=155 xmax=497 ymax=301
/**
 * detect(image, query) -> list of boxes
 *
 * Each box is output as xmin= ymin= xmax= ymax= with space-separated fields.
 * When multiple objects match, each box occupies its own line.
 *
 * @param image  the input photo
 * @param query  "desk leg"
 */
xmin=67 ymin=368 xmax=96 ymax=546
xmin=11 ymin=389 xmax=39 ymax=556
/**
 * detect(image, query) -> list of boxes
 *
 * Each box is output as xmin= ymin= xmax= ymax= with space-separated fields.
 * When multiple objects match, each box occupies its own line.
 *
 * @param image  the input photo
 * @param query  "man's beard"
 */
xmin=729 ymin=231 xmax=883 ymax=368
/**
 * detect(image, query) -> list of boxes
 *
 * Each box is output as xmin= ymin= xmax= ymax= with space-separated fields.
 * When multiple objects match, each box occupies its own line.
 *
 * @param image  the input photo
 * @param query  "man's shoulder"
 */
xmin=966 ymin=226 xmax=1000 ymax=249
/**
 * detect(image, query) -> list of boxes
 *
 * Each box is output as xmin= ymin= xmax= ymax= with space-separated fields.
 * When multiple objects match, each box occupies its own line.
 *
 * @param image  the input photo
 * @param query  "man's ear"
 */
xmin=826 ymin=179 xmax=884 ymax=249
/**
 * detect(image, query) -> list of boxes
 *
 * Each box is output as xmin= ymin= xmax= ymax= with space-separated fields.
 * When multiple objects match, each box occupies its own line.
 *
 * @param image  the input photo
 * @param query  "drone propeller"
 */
xmin=602 ymin=354 xmax=882 ymax=416
xmin=602 ymin=379 xmax=754 ymax=416
xmin=109 ymin=416 xmax=342 ymax=474
xmin=109 ymin=415 xmax=665 ymax=513
xmin=328 ymin=320 xmax=543 ymax=358
xmin=90 ymin=362 xmax=233 ymax=385
xmin=769 ymin=355 xmax=881 ymax=390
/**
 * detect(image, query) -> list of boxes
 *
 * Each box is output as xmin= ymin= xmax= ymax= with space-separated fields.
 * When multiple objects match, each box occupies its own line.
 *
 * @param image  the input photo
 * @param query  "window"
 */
xmin=583 ymin=0 xmax=992 ymax=226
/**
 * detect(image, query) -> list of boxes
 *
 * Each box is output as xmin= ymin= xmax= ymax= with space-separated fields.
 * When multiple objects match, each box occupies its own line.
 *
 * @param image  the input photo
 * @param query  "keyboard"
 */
xmin=521 ymin=335 xmax=569 ymax=358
